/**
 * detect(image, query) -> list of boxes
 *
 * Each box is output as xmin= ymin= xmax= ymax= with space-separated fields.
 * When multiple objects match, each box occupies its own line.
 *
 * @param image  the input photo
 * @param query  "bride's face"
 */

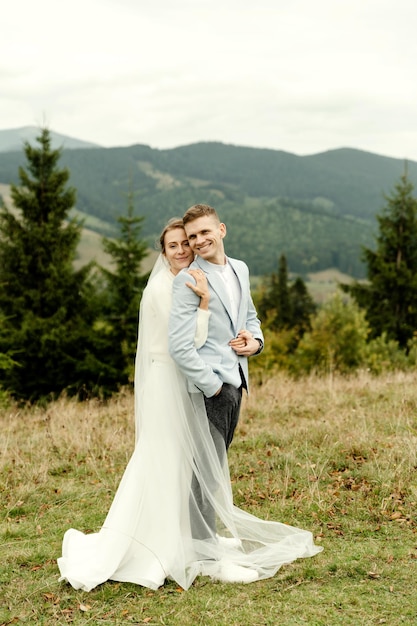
xmin=164 ymin=227 xmax=194 ymax=275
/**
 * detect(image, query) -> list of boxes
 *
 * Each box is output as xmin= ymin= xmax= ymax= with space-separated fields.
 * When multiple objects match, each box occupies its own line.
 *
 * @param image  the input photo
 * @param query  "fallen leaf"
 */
xmin=79 ymin=603 xmax=91 ymax=612
xmin=390 ymin=511 xmax=403 ymax=520
xmin=43 ymin=593 xmax=55 ymax=601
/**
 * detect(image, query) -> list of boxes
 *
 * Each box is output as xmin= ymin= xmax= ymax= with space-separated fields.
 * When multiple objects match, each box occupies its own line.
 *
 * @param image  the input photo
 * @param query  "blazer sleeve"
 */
xmin=169 ymin=270 xmax=222 ymax=397
xmin=246 ymin=292 xmax=264 ymax=346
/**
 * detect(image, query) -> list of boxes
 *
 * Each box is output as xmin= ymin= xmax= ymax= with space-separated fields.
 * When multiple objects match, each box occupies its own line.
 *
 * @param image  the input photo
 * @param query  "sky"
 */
xmin=2 ymin=0 xmax=417 ymax=161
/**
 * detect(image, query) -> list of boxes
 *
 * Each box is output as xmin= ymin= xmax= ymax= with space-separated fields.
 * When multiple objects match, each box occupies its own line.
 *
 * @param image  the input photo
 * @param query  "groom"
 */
xmin=168 ymin=204 xmax=263 ymax=583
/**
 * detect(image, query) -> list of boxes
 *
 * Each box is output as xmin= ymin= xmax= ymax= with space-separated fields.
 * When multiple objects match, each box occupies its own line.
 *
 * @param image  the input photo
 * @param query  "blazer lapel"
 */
xmin=227 ymin=258 xmax=247 ymax=331
xmin=194 ymin=257 xmax=235 ymax=327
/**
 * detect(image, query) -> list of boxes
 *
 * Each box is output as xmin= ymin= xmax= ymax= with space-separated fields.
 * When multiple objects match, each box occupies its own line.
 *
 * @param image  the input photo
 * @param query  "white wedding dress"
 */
xmin=57 ymin=259 xmax=322 ymax=591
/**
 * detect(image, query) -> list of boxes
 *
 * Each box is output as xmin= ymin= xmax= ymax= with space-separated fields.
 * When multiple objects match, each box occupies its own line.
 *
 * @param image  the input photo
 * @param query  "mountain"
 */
xmin=0 ymin=126 xmax=100 ymax=152
xmin=0 ymin=134 xmax=416 ymax=278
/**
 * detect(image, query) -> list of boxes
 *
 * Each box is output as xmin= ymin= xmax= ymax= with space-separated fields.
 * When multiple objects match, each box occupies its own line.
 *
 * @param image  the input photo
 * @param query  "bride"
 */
xmin=58 ymin=218 xmax=322 ymax=591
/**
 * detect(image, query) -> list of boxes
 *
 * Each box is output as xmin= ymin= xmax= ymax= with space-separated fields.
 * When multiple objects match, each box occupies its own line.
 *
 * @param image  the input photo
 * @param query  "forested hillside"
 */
xmin=1 ymin=138 xmax=416 ymax=277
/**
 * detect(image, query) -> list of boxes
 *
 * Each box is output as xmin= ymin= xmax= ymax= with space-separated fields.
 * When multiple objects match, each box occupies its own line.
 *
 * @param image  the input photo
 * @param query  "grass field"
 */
xmin=1 ymin=371 xmax=417 ymax=625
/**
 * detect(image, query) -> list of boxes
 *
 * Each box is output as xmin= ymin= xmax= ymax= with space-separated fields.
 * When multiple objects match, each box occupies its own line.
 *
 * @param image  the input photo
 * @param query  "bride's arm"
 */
xmin=186 ymin=269 xmax=210 ymax=348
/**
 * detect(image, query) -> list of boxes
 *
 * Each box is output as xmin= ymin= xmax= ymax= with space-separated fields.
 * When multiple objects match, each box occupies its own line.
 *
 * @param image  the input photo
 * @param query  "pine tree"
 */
xmin=0 ymin=127 xmax=112 ymax=399
xmin=289 ymin=277 xmax=316 ymax=334
xmin=258 ymin=254 xmax=289 ymax=329
xmin=100 ymin=185 xmax=149 ymax=381
xmin=342 ymin=173 xmax=417 ymax=347
xmin=258 ymin=254 xmax=315 ymax=334
xmin=0 ymin=312 xmax=16 ymax=376
xmin=274 ymin=254 xmax=292 ymax=329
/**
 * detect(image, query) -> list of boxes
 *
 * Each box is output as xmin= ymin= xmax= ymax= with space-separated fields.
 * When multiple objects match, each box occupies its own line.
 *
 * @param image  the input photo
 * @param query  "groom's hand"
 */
xmin=229 ymin=330 xmax=261 ymax=356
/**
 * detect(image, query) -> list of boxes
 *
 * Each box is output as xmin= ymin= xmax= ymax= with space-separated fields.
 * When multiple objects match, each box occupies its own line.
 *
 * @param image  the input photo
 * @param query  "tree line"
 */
xmin=1 ymin=128 xmax=417 ymax=402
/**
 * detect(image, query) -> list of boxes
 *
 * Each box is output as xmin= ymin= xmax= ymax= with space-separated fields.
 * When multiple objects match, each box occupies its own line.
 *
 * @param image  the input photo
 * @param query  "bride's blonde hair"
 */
xmin=159 ymin=218 xmax=185 ymax=254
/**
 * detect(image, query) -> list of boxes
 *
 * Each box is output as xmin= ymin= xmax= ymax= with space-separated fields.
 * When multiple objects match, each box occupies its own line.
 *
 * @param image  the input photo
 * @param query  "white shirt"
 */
xmin=217 ymin=259 xmax=241 ymax=327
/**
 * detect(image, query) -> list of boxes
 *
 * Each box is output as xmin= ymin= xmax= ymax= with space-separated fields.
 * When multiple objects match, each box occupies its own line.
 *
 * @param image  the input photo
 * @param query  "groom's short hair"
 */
xmin=183 ymin=204 xmax=220 ymax=225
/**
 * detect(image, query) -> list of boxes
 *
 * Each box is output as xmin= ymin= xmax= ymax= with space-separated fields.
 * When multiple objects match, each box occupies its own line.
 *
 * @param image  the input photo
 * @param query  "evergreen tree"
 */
xmin=258 ymin=254 xmax=289 ymax=329
xmin=0 ymin=128 xmax=113 ymax=400
xmin=258 ymin=254 xmax=315 ymax=335
xmin=274 ymin=254 xmax=292 ymax=329
xmin=257 ymin=271 xmax=278 ymax=323
xmin=0 ymin=312 xmax=16 ymax=381
xmin=342 ymin=173 xmax=417 ymax=347
xmin=289 ymin=277 xmax=316 ymax=335
xmin=100 ymin=185 xmax=149 ymax=381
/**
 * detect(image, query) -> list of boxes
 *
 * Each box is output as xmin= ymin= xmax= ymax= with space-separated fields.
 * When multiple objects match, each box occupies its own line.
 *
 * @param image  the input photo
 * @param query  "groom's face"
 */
xmin=184 ymin=215 xmax=226 ymax=265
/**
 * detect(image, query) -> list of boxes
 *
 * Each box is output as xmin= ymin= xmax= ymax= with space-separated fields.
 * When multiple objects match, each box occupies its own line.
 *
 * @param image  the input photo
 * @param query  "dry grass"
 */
xmin=1 ymin=371 xmax=417 ymax=625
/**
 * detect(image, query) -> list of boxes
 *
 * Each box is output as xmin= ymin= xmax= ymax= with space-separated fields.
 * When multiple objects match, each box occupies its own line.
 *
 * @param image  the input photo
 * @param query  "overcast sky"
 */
xmin=2 ymin=0 xmax=417 ymax=160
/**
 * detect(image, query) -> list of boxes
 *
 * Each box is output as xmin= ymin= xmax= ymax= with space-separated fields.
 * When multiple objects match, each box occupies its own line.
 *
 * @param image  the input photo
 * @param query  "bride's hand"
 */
xmin=186 ymin=269 xmax=210 ymax=310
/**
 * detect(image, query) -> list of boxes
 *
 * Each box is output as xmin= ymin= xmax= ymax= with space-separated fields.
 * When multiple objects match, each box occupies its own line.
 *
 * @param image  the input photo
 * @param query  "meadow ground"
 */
xmin=1 ymin=371 xmax=417 ymax=625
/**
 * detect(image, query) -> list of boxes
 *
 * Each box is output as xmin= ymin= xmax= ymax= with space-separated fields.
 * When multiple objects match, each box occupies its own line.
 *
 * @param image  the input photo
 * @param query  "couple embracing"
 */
xmin=58 ymin=204 xmax=322 ymax=591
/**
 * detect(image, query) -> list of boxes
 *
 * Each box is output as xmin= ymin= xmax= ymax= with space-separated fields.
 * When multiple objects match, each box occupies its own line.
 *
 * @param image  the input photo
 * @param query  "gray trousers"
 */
xmin=191 ymin=383 xmax=242 ymax=540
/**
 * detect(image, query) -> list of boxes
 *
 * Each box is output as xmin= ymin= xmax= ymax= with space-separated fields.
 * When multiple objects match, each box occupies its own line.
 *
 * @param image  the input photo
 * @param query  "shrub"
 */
xmin=290 ymin=293 xmax=369 ymax=374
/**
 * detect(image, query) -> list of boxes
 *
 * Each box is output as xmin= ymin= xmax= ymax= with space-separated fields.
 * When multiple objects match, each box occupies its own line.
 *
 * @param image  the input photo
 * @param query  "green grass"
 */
xmin=1 ymin=372 xmax=417 ymax=625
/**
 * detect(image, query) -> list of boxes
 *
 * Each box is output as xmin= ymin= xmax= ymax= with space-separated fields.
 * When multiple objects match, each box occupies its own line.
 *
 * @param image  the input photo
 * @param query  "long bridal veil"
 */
xmin=58 ymin=255 xmax=322 ymax=592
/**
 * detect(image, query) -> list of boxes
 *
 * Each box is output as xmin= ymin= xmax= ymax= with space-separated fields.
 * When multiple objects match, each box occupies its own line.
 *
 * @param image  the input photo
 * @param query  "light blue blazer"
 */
xmin=168 ymin=256 xmax=263 ymax=397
